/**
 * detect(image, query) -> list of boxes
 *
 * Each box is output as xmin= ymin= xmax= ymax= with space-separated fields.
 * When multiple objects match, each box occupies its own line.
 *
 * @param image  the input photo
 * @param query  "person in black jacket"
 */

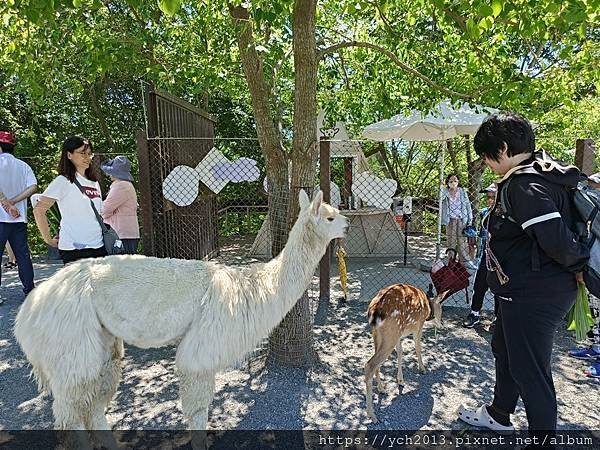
xmin=457 ymin=113 xmax=590 ymax=438
xmin=463 ymin=184 xmax=498 ymax=328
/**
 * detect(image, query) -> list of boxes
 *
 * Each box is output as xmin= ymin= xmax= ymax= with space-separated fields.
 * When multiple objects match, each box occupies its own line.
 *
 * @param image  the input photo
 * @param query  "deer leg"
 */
xmin=395 ymin=339 xmax=404 ymax=385
xmin=365 ymin=341 xmax=395 ymax=423
xmin=375 ymin=368 xmax=384 ymax=392
xmin=414 ymin=328 xmax=426 ymax=373
xmin=372 ymin=331 xmax=385 ymax=392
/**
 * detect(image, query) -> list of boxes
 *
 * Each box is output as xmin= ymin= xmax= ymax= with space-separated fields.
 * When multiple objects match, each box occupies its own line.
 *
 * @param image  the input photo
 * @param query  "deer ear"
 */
xmin=311 ymin=190 xmax=323 ymax=215
xmin=299 ymin=190 xmax=310 ymax=211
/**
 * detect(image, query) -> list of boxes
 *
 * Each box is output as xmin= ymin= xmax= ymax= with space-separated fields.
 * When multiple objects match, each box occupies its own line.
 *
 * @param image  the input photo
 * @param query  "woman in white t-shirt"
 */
xmin=33 ymin=136 xmax=106 ymax=264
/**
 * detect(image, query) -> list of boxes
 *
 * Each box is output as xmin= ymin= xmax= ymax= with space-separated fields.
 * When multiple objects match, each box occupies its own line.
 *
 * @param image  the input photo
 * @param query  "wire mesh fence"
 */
xmin=319 ymin=137 xmax=496 ymax=316
xmin=136 ymin=135 xmax=500 ymax=332
xmin=17 ymin=132 xmax=596 ymax=365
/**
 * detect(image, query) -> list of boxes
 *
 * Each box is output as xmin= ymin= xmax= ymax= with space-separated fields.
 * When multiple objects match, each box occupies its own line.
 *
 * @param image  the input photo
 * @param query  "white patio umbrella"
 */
xmin=362 ymin=100 xmax=497 ymax=142
xmin=362 ymin=100 xmax=498 ymax=259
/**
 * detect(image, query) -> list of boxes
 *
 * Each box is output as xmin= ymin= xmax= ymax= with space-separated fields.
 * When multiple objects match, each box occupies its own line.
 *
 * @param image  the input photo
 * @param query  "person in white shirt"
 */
xmin=33 ymin=136 xmax=106 ymax=265
xmin=0 ymin=130 xmax=38 ymax=302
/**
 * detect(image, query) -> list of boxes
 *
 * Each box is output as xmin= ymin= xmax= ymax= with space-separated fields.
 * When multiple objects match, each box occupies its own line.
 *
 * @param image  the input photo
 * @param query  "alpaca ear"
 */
xmin=299 ymin=190 xmax=310 ymax=211
xmin=311 ymin=190 xmax=323 ymax=215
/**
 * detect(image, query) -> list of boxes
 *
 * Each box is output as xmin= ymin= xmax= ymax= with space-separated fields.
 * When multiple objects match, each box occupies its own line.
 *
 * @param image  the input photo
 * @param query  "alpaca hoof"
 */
xmin=419 ymin=366 xmax=426 ymax=374
xmin=190 ymin=430 xmax=208 ymax=450
xmin=368 ymin=412 xmax=379 ymax=424
xmin=91 ymin=431 xmax=121 ymax=450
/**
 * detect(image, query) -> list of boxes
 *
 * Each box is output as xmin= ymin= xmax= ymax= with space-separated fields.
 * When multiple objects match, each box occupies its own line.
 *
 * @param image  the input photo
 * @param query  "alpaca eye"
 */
xmin=327 ymin=217 xmax=334 ymax=222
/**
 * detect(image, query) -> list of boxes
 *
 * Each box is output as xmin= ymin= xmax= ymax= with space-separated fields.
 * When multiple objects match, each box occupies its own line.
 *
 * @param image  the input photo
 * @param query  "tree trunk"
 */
xmin=88 ymin=81 xmax=118 ymax=153
xmin=270 ymin=0 xmax=319 ymax=367
xmin=229 ymin=5 xmax=289 ymax=257
xmin=465 ymin=135 xmax=485 ymax=214
xmin=378 ymin=144 xmax=396 ymax=181
xmin=446 ymin=139 xmax=460 ymax=176
xmin=230 ymin=1 xmax=318 ymax=366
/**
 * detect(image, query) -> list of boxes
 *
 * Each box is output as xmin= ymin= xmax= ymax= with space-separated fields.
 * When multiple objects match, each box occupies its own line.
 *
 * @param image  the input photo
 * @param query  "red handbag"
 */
xmin=430 ymin=249 xmax=471 ymax=302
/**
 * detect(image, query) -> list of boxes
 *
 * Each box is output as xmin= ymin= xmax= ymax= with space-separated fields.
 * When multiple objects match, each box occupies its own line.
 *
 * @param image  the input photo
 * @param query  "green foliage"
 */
xmin=158 ymin=0 xmax=182 ymax=16
xmin=1 ymin=0 xmax=599 ymax=251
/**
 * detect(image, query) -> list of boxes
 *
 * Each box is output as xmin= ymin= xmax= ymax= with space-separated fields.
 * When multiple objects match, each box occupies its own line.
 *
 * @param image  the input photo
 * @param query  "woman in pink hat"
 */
xmin=100 ymin=156 xmax=140 ymax=254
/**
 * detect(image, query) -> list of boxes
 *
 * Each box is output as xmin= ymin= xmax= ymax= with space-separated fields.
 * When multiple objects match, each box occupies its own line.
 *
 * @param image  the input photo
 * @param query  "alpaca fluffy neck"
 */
xmin=268 ymin=214 xmax=328 ymax=304
xmin=190 ymin=213 xmax=332 ymax=372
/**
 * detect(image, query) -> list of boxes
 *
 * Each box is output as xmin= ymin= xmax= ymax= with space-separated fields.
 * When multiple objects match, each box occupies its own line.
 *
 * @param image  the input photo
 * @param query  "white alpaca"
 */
xmin=14 ymin=190 xmax=347 ymax=444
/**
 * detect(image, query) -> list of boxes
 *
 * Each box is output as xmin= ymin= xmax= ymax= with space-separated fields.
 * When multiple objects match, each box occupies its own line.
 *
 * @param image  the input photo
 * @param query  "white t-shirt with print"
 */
xmin=42 ymin=174 xmax=103 ymax=250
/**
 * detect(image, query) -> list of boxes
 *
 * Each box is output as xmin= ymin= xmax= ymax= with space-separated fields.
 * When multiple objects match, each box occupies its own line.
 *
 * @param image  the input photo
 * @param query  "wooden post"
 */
xmin=320 ymin=137 xmax=331 ymax=301
xmin=343 ymin=157 xmax=353 ymax=208
xmin=575 ymin=139 xmax=596 ymax=174
xmin=135 ymin=129 xmax=154 ymax=256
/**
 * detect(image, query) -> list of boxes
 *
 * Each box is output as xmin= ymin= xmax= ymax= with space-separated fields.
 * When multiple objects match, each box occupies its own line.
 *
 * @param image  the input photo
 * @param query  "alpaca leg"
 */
xmin=396 ymin=339 xmax=404 ymax=385
xmin=88 ymin=338 xmax=123 ymax=429
xmin=414 ymin=328 xmax=425 ymax=373
xmin=179 ymin=371 xmax=215 ymax=450
xmin=86 ymin=339 xmax=124 ymax=450
xmin=53 ymin=396 xmax=93 ymax=450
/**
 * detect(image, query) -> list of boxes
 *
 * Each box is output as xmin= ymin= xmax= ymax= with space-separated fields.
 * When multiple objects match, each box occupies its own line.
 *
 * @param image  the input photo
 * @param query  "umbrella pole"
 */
xmin=436 ymin=141 xmax=446 ymax=259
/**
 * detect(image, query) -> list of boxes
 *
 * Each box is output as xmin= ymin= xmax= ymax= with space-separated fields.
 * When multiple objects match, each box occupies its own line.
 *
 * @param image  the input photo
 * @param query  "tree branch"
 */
xmin=88 ymin=80 xmax=118 ymax=153
xmin=228 ymin=4 xmax=285 ymax=161
xmin=528 ymin=41 xmax=546 ymax=71
xmin=368 ymin=0 xmax=401 ymax=37
xmin=318 ymin=40 xmax=473 ymax=100
xmin=434 ymin=6 xmax=498 ymax=68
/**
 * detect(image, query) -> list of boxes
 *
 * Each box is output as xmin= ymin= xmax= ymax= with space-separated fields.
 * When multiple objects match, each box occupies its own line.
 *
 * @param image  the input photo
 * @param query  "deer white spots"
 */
xmin=364 ymin=284 xmax=448 ymax=423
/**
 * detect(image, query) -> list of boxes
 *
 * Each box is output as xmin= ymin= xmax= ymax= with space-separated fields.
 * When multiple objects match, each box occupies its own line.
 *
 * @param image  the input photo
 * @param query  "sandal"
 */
xmin=457 ymin=405 xmax=515 ymax=434
xmin=3 ymin=261 xmax=17 ymax=270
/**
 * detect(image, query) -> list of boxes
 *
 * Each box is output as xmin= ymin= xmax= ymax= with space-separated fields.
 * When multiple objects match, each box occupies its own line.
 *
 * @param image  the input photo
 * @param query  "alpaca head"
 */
xmin=298 ymin=190 xmax=348 ymax=242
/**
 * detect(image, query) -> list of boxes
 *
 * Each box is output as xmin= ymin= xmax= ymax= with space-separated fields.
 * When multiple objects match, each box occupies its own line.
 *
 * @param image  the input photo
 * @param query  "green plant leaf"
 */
xmin=479 ymin=4 xmax=493 ymax=17
xmin=158 ymin=0 xmax=182 ymax=17
xmin=491 ymin=0 xmax=502 ymax=17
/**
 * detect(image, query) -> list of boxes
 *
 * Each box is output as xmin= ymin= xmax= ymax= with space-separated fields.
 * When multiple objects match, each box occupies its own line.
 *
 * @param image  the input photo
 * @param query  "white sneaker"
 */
xmin=458 ymin=405 xmax=514 ymax=434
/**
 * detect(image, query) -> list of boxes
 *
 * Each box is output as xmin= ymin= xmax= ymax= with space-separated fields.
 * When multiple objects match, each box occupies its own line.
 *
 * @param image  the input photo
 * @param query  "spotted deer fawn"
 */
xmin=364 ymin=283 xmax=448 ymax=423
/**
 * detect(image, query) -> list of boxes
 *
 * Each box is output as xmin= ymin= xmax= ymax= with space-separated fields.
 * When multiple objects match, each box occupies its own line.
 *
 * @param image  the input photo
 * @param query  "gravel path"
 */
xmin=0 ymin=260 xmax=597 ymax=432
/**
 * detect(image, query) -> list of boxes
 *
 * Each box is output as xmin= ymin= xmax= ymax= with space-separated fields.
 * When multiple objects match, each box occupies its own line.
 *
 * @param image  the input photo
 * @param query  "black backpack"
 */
xmin=498 ymin=151 xmax=600 ymax=297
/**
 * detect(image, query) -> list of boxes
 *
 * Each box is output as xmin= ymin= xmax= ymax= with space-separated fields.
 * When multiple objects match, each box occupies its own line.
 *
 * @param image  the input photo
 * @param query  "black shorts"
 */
xmin=59 ymin=246 xmax=107 ymax=265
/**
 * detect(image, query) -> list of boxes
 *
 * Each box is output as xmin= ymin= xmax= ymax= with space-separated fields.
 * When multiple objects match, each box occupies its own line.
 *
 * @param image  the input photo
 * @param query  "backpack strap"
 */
xmin=498 ymin=167 xmax=544 ymax=272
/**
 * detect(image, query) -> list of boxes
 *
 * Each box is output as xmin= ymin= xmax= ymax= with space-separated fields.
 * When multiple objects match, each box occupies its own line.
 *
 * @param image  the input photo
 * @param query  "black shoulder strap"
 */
xmin=73 ymin=178 xmax=107 ymax=233
xmin=499 ymin=165 xmax=542 ymax=222
xmin=498 ymin=167 xmax=543 ymax=272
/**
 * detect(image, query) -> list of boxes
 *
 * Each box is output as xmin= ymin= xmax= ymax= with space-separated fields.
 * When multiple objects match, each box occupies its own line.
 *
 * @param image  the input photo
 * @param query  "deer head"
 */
xmin=298 ymin=190 xmax=348 ymax=241
xmin=428 ymin=286 xmax=450 ymax=328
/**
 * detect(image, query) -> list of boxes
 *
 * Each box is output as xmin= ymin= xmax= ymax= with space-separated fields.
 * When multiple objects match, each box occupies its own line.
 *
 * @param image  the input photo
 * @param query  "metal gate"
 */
xmin=136 ymin=84 xmax=218 ymax=260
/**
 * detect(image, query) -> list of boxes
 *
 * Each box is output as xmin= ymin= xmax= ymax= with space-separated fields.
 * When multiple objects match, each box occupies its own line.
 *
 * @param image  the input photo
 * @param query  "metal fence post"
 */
xmin=319 ymin=137 xmax=331 ymax=302
xmin=135 ymin=129 xmax=154 ymax=256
